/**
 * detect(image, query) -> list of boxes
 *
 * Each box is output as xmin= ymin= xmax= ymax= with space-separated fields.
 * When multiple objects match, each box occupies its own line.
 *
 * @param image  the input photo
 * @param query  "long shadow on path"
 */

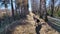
xmin=33 ymin=16 xmax=42 ymax=34
xmin=35 ymin=24 xmax=42 ymax=34
xmin=47 ymin=21 xmax=60 ymax=32
xmin=0 ymin=18 xmax=29 ymax=34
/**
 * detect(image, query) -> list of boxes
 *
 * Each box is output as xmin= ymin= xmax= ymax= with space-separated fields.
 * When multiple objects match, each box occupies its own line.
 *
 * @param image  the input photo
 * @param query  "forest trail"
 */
xmin=1 ymin=12 xmax=60 ymax=34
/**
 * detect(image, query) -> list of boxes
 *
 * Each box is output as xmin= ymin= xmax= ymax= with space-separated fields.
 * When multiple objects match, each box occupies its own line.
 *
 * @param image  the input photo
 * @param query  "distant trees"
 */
xmin=1 ymin=0 xmax=8 ymax=9
xmin=15 ymin=0 xmax=21 ymax=15
xmin=21 ymin=0 xmax=29 ymax=17
xmin=31 ymin=0 xmax=40 ymax=15
xmin=1 ymin=0 xmax=10 ymax=15
xmin=24 ymin=0 xmax=29 ymax=15
xmin=47 ymin=0 xmax=60 ymax=17
xmin=15 ymin=0 xmax=29 ymax=16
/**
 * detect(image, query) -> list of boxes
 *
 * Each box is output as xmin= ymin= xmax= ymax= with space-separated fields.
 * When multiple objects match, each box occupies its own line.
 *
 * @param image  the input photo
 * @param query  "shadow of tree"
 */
xmin=35 ymin=24 xmax=42 ymax=34
xmin=47 ymin=21 xmax=60 ymax=32
xmin=33 ymin=16 xmax=42 ymax=34
xmin=0 ymin=19 xmax=29 ymax=34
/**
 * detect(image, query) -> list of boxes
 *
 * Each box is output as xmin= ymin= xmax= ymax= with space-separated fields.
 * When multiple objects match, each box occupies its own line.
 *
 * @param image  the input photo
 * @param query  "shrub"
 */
xmin=57 ymin=11 xmax=60 ymax=17
xmin=14 ymin=14 xmax=20 ymax=20
xmin=2 ymin=14 xmax=9 ymax=19
xmin=47 ymin=10 xmax=51 ymax=15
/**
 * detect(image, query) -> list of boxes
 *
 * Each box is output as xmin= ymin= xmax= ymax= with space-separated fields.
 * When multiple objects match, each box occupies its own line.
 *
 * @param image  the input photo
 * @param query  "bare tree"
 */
xmin=15 ymin=0 xmax=17 ymax=15
xmin=21 ymin=0 xmax=29 ymax=16
xmin=40 ymin=0 xmax=42 ymax=18
xmin=0 ymin=18 xmax=1 ymax=27
xmin=11 ymin=0 xmax=15 ymax=20
xmin=50 ymin=0 xmax=54 ymax=17
xmin=31 ymin=0 xmax=39 ymax=15
xmin=40 ymin=0 xmax=48 ymax=21
xmin=24 ymin=0 xmax=29 ymax=15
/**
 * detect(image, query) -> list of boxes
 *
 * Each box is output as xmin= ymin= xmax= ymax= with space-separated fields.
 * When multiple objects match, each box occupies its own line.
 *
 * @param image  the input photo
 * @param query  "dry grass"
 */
xmin=2 ymin=12 xmax=60 ymax=34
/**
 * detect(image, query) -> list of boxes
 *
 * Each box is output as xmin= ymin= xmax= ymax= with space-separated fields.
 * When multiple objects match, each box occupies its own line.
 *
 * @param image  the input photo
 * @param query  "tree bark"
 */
xmin=40 ymin=0 xmax=48 ymax=21
xmin=40 ymin=0 xmax=43 ymax=18
xmin=11 ymin=0 xmax=15 ymax=20
xmin=11 ymin=0 xmax=14 ymax=16
xmin=0 ymin=18 xmax=1 ymax=27
xmin=50 ymin=0 xmax=54 ymax=17
xmin=21 ymin=0 xmax=29 ymax=16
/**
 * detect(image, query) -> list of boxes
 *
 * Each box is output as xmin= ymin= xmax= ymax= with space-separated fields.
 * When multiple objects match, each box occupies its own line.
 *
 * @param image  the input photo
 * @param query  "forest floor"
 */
xmin=1 ymin=12 xmax=60 ymax=34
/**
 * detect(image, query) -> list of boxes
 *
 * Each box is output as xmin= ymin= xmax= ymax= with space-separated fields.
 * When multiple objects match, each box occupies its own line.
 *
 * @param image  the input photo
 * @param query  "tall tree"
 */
xmin=15 ymin=0 xmax=21 ymax=15
xmin=17 ymin=3 xmax=21 ymax=14
xmin=0 ymin=18 xmax=1 ymax=27
xmin=40 ymin=0 xmax=42 ymax=18
xmin=21 ymin=0 xmax=29 ymax=16
xmin=11 ymin=0 xmax=14 ymax=20
xmin=40 ymin=0 xmax=48 ymax=21
xmin=50 ymin=0 xmax=54 ymax=17
xmin=15 ymin=2 xmax=17 ymax=15
xmin=24 ymin=0 xmax=29 ymax=15
xmin=31 ymin=0 xmax=39 ymax=15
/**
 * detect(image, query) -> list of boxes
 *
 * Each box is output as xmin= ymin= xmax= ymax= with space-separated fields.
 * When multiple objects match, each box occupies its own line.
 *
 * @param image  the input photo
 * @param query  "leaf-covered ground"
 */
xmin=1 ymin=12 xmax=60 ymax=34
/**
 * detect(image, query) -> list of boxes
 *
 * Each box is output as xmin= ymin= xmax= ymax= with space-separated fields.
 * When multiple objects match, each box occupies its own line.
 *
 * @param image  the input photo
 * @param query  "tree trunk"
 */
xmin=0 ymin=18 xmax=1 ymax=27
xmin=21 ymin=0 xmax=29 ymax=16
xmin=40 ymin=0 xmax=43 ymax=18
xmin=11 ymin=0 xmax=14 ymax=20
xmin=4 ymin=0 xmax=8 ymax=15
xmin=15 ymin=3 xmax=18 ymax=15
xmin=11 ymin=0 xmax=14 ymax=16
xmin=43 ymin=0 xmax=48 ymax=21
xmin=51 ymin=0 xmax=54 ymax=17
xmin=40 ymin=0 xmax=48 ymax=21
